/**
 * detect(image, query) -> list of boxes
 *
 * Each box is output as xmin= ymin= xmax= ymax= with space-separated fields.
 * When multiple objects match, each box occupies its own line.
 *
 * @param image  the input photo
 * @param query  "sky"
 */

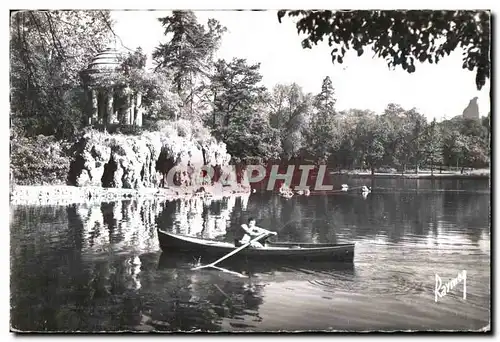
xmin=110 ymin=10 xmax=490 ymax=121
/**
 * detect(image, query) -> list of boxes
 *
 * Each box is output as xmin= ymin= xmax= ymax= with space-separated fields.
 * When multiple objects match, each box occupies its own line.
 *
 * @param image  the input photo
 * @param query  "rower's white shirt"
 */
xmin=240 ymin=234 xmax=263 ymax=247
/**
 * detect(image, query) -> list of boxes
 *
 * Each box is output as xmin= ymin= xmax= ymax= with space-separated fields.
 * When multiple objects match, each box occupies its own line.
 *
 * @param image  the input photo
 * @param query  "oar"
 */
xmin=191 ymin=232 xmax=270 ymax=271
xmin=210 ymin=265 xmax=247 ymax=278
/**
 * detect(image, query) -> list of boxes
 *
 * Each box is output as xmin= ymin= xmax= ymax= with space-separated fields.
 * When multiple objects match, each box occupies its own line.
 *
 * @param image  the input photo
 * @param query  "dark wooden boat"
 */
xmin=157 ymin=229 xmax=355 ymax=263
xmin=157 ymin=251 xmax=356 ymax=275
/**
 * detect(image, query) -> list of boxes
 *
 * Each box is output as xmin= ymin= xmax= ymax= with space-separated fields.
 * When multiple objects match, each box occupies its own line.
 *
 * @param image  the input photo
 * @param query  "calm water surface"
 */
xmin=10 ymin=178 xmax=491 ymax=332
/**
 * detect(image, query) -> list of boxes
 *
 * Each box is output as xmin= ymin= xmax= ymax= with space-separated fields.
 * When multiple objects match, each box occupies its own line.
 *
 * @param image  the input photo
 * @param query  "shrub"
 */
xmin=153 ymin=119 xmax=214 ymax=144
xmin=10 ymin=133 xmax=72 ymax=185
xmin=175 ymin=119 xmax=192 ymax=137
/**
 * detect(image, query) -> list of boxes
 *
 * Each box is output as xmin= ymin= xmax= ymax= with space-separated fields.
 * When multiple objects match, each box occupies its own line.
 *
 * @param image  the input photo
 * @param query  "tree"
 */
xmin=205 ymin=58 xmax=280 ymax=160
xmin=440 ymin=116 xmax=490 ymax=171
xmin=307 ymin=111 xmax=342 ymax=163
xmin=268 ymin=83 xmax=312 ymax=159
xmin=314 ymin=76 xmax=336 ymax=113
xmin=333 ymin=111 xmax=364 ymax=169
xmin=408 ymin=112 xmax=427 ymax=173
xmin=380 ymin=103 xmax=408 ymax=171
xmin=277 ymin=10 xmax=490 ymax=90
xmin=379 ymin=105 xmax=427 ymax=173
xmin=354 ymin=114 xmax=390 ymax=174
xmin=224 ymin=109 xmax=282 ymax=161
xmin=442 ymin=130 xmax=466 ymax=171
xmin=10 ymin=10 xmax=113 ymax=138
xmin=305 ymin=77 xmax=341 ymax=163
xmin=121 ymin=47 xmax=147 ymax=71
xmin=153 ymin=11 xmax=226 ymax=116
xmin=482 ymin=112 xmax=491 ymax=151
xmin=422 ymin=119 xmax=443 ymax=175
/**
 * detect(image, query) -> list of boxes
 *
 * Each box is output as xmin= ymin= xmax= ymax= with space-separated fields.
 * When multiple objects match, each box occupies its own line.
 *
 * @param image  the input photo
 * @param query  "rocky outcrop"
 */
xmin=462 ymin=97 xmax=480 ymax=120
xmin=68 ymin=129 xmax=233 ymax=189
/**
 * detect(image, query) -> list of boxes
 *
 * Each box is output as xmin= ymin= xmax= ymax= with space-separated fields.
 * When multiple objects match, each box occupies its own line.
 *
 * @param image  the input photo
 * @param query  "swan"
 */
xmin=341 ymin=184 xmax=349 ymax=192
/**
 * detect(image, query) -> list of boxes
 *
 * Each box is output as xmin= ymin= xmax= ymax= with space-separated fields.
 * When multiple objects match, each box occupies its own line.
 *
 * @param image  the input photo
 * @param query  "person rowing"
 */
xmin=236 ymin=217 xmax=277 ymax=248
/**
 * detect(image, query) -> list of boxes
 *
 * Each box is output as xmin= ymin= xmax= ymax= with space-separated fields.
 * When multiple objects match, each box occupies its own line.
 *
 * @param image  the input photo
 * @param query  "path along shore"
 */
xmin=331 ymin=170 xmax=490 ymax=180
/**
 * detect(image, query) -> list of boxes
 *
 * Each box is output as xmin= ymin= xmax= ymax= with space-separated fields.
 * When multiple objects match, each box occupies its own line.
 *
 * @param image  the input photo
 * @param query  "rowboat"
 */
xmin=157 ymin=230 xmax=355 ymax=263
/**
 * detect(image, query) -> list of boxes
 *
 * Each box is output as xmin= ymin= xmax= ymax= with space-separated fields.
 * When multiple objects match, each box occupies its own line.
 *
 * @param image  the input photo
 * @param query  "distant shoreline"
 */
xmin=330 ymin=170 xmax=490 ymax=180
xmin=9 ymin=184 xmax=251 ymax=206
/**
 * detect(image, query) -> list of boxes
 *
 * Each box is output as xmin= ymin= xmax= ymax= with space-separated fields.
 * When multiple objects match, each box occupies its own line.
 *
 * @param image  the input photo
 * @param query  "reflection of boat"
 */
xmin=157 ymin=230 xmax=355 ymax=262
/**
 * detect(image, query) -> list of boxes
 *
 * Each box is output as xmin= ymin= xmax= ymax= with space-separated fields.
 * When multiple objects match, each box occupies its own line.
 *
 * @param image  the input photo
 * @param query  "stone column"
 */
xmin=134 ymin=92 xmax=143 ymax=127
xmin=129 ymin=94 xmax=135 ymax=126
xmin=86 ymin=89 xmax=92 ymax=125
xmin=107 ymin=89 xmax=115 ymax=125
xmin=122 ymin=86 xmax=132 ymax=125
xmin=91 ymin=89 xmax=98 ymax=125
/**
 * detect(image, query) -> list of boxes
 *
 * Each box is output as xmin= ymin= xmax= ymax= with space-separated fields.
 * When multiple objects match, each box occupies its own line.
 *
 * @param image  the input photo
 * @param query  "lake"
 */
xmin=10 ymin=178 xmax=491 ymax=332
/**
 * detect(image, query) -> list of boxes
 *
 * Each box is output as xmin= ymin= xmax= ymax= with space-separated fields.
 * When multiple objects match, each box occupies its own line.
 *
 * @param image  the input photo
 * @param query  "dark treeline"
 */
xmin=10 ymin=10 xmax=490 ymax=184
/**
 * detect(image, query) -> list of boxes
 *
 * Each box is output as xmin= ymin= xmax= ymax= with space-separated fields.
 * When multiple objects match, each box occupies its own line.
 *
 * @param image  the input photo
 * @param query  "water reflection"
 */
xmin=10 ymin=178 xmax=490 ymax=331
xmin=152 ymin=252 xmax=357 ymax=331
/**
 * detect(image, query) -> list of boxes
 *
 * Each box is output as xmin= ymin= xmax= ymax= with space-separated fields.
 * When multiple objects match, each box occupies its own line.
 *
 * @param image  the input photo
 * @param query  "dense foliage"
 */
xmin=10 ymin=131 xmax=72 ymax=185
xmin=277 ymin=10 xmax=491 ymax=90
xmin=10 ymin=10 xmax=490 ymax=186
xmin=10 ymin=10 xmax=114 ymax=138
xmin=153 ymin=11 xmax=227 ymax=118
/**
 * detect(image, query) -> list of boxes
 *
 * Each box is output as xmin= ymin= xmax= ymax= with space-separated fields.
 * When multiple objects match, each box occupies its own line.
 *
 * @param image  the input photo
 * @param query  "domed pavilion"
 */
xmin=80 ymin=46 xmax=143 ymax=131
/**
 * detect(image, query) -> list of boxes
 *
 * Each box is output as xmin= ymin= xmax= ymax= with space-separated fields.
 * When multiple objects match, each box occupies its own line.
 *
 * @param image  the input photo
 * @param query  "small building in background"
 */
xmin=80 ymin=46 xmax=144 ymax=131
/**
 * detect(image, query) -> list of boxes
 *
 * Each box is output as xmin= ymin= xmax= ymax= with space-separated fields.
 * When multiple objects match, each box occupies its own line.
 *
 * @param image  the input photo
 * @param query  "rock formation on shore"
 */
xmin=67 ymin=129 xmax=241 ymax=190
xmin=462 ymin=97 xmax=480 ymax=120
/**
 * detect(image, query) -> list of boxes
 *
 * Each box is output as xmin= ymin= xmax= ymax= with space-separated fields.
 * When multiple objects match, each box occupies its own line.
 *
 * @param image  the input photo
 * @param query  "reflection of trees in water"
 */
xmin=142 ymin=255 xmax=265 ymax=331
xmin=443 ymin=191 xmax=489 ymax=243
xmin=11 ymin=204 xmax=147 ymax=331
xmin=239 ymin=194 xmax=315 ymax=243
xmin=10 ymin=202 xmax=161 ymax=331
xmin=13 ymin=251 xmax=147 ymax=331
xmin=236 ymin=189 xmax=489 ymax=245
xmin=74 ymin=200 xmax=162 ymax=254
xmin=155 ymin=194 xmax=251 ymax=241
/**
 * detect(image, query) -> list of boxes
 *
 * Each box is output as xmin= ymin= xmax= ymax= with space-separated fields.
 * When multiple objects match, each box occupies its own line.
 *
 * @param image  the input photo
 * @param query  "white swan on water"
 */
xmin=341 ymin=184 xmax=349 ymax=192
xmin=279 ymin=183 xmax=294 ymax=198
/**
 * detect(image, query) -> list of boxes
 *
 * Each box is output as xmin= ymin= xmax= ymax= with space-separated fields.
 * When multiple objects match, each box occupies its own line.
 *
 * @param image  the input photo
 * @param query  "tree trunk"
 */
xmin=212 ymin=92 xmax=217 ymax=129
xmin=190 ymin=78 xmax=194 ymax=117
xmin=431 ymin=160 xmax=434 ymax=176
xmin=371 ymin=167 xmax=375 ymax=175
